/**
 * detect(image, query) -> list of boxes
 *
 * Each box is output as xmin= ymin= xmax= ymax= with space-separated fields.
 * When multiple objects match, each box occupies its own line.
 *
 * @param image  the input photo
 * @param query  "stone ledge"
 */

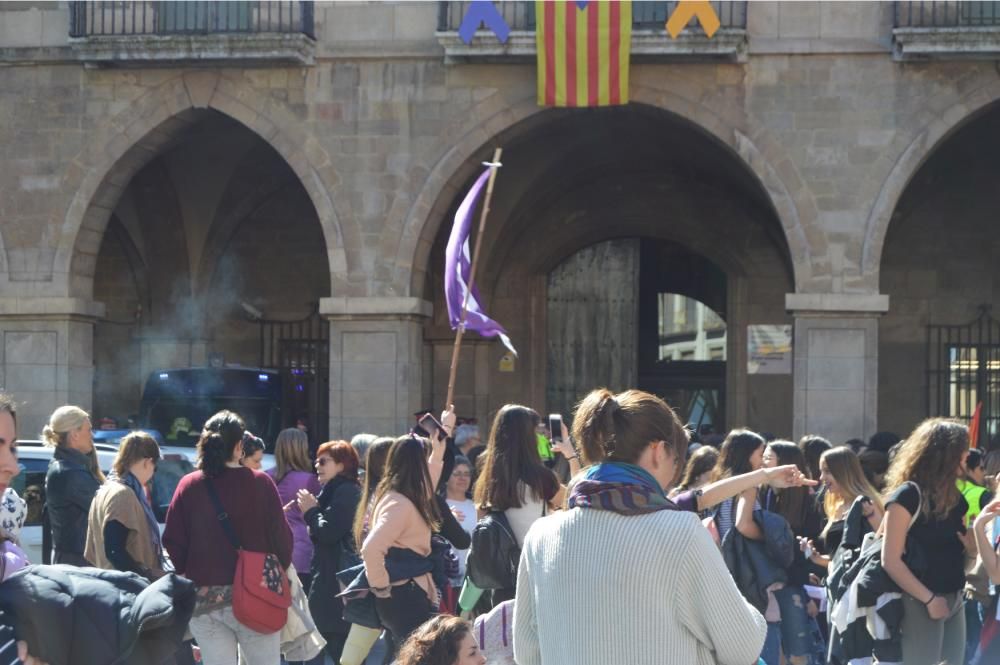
xmin=893 ymin=26 xmax=1000 ymax=61
xmin=437 ymin=28 xmax=747 ymax=64
xmin=785 ymin=293 xmax=890 ymax=314
xmin=320 ymin=297 xmax=433 ymax=319
xmin=69 ymin=32 xmax=315 ymax=66
xmin=0 ymin=297 xmax=106 ymax=319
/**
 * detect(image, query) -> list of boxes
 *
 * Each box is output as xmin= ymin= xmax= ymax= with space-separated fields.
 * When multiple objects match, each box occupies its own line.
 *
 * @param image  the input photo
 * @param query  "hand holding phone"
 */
xmin=548 ymin=414 xmax=563 ymax=442
xmin=419 ymin=413 xmax=445 ymax=441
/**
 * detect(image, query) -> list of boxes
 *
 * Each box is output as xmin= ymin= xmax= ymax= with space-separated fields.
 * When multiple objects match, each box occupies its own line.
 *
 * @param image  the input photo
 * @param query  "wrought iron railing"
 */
xmin=895 ymin=0 xmax=1000 ymax=27
xmin=69 ymin=1 xmax=315 ymax=38
xmin=437 ymin=1 xmax=747 ymax=33
xmin=927 ymin=306 xmax=1000 ymax=449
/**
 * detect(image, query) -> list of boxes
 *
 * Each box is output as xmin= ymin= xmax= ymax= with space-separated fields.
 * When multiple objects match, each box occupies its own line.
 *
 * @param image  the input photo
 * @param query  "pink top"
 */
xmin=360 ymin=459 xmax=442 ymax=604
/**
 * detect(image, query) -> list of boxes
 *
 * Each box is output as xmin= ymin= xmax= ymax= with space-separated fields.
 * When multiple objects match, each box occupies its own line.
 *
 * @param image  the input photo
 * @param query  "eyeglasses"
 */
xmin=451 ymin=471 xmax=472 ymax=478
xmin=316 ymin=457 xmax=333 ymax=467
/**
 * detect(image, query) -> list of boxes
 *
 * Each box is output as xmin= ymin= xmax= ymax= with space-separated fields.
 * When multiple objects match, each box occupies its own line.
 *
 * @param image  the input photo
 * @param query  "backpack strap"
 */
xmin=205 ymin=479 xmax=242 ymax=551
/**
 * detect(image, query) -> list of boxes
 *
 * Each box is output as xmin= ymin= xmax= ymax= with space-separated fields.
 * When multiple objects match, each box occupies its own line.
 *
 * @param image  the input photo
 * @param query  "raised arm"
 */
xmin=697 ymin=465 xmax=815 ymax=513
xmin=974 ymin=498 xmax=1000 ymax=584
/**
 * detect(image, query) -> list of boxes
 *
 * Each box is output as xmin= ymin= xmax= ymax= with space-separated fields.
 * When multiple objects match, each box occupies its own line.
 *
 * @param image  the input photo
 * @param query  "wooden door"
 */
xmin=546 ymin=239 xmax=640 ymax=418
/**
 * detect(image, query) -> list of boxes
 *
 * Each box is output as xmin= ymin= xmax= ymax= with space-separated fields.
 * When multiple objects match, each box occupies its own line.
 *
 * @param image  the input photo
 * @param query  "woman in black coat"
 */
xmin=296 ymin=441 xmax=362 ymax=663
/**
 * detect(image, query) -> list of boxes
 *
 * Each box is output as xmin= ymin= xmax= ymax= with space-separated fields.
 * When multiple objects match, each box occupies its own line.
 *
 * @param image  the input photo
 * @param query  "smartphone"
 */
xmin=548 ymin=414 xmax=563 ymax=442
xmin=418 ymin=412 xmax=444 ymax=440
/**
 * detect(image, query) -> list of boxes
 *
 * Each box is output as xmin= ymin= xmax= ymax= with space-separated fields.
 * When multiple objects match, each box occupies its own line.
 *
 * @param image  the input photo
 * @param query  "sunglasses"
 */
xmin=316 ymin=457 xmax=335 ymax=467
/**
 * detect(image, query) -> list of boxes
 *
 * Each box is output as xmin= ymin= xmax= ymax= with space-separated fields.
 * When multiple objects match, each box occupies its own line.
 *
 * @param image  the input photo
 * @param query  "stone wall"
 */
xmin=1 ymin=1 xmax=999 ymax=438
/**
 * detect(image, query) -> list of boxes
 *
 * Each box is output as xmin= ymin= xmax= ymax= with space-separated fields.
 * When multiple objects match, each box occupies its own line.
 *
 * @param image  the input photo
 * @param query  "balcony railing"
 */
xmin=893 ymin=1 xmax=1000 ymax=59
xmin=895 ymin=0 xmax=1000 ymax=27
xmin=436 ymin=1 xmax=748 ymax=63
xmin=437 ymin=1 xmax=746 ymax=32
xmin=70 ymin=1 xmax=314 ymax=38
xmin=67 ymin=1 xmax=315 ymax=65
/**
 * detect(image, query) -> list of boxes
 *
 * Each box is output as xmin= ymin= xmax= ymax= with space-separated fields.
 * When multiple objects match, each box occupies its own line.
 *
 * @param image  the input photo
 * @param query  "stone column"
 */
xmin=320 ymin=297 xmax=432 ymax=439
xmin=0 ymin=297 xmax=105 ymax=440
xmin=786 ymin=294 xmax=889 ymax=444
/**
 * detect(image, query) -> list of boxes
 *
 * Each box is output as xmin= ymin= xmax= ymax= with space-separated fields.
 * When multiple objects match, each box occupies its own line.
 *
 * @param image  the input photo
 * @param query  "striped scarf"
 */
xmin=567 ymin=462 xmax=679 ymax=516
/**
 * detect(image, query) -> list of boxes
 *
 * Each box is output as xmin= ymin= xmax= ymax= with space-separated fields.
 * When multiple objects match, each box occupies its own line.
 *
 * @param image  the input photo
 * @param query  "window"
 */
xmin=657 ymin=294 xmax=727 ymax=362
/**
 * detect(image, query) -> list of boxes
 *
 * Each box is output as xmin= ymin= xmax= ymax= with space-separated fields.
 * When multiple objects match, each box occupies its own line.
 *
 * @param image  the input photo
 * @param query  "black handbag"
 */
xmin=466 ymin=511 xmax=520 ymax=591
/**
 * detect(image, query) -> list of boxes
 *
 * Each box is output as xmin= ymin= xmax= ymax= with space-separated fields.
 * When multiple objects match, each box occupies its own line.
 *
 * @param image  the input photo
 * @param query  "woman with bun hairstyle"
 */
xmin=881 ymin=418 xmax=971 ymax=665
xmin=163 ymin=410 xmax=292 ymax=665
xmin=43 ymin=405 xmax=105 ymax=565
xmin=513 ymin=388 xmax=767 ymax=665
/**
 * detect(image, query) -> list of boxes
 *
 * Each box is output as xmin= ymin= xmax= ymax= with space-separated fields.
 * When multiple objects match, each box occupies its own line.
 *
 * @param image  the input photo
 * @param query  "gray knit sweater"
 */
xmin=514 ymin=508 xmax=767 ymax=665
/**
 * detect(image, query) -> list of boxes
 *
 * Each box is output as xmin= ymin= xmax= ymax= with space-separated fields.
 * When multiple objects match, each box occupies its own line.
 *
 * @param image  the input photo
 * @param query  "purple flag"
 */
xmin=444 ymin=168 xmax=517 ymax=356
xmin=458 ymin=0 xmax=510 ymax=45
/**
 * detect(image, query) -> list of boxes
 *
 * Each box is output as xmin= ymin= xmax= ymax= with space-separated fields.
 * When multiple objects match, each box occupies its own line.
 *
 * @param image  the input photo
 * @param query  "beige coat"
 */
xmin=85 ymin=480 xmax=163 ymax=577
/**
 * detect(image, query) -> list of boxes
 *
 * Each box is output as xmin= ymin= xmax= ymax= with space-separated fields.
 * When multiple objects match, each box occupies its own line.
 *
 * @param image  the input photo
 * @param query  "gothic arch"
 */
xmin=395 ymin=84 xmax=822 ymax=298
xmin=54 ymin=72 xmax=347 ymax=298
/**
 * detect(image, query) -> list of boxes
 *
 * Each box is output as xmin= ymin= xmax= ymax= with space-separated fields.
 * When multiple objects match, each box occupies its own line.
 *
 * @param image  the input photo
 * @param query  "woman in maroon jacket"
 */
xmin=163 ymin=410 xmax=293 ymax=665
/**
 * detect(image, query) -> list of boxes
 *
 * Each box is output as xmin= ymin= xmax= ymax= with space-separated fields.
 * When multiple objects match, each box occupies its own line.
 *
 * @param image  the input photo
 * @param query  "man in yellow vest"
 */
xmin=958 ymin=448 xmax=993 ymax=527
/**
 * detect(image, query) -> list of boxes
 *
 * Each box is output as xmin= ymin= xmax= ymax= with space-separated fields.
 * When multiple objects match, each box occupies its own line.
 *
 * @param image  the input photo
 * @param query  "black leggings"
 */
xmin=375 ymin=581 xmax=434 ymax=660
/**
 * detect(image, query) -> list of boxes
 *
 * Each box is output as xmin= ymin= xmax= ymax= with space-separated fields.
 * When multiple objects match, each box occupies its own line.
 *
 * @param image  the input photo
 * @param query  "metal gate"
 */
xmin=927 ymin=305 xmax=1000 ymax=449
xmin=258 ymin=310 xmax=329 ymax=445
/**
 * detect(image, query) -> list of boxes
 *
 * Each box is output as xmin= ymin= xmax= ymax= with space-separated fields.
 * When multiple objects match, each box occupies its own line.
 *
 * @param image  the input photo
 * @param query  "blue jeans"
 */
xmin=760 ymin=586 xmax=817 ymax=665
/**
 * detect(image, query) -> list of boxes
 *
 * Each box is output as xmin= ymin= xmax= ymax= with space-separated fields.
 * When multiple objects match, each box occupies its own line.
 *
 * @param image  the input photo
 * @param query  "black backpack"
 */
xmin=466 ymin=511 xmax=520 ymax=590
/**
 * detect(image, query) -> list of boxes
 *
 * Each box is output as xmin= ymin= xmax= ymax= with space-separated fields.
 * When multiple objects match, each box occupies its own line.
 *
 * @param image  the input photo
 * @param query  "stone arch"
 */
xmin=55 ymin=71 xmax=347 ymax=299
xmin=861 ymin=79 xmax=1000 ymax=286
xmin=395 ymin=84 xmax=821 ymax=297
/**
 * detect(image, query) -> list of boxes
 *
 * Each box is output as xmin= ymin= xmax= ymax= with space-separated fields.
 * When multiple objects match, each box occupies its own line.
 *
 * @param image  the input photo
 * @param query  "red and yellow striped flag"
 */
xmin=536 ymin=1 xmax=632 ymax=107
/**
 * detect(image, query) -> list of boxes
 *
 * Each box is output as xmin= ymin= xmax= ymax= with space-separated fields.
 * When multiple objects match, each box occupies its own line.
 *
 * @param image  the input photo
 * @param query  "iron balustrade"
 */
xmin=69 ymin=1 xmax=315 ymax=38
xmin=895 ymin=0 xmax=1000 ymax=27
xmin=436 ymin=1 xmax=747 ymax=33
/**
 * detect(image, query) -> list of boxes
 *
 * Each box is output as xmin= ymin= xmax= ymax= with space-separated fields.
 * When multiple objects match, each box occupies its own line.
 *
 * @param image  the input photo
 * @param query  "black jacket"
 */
xmin=0 ymin=564 xmax=195 ymax=665
xmin=45 ymin=446 xmax=102 ymax=559
xmin=304 ymin=474 xmax=361 ymax=634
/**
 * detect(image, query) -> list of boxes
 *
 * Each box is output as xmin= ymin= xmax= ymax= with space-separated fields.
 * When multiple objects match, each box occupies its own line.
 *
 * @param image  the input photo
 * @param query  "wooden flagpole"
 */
xmin=445 ymin=147 xmax=503 ymax=411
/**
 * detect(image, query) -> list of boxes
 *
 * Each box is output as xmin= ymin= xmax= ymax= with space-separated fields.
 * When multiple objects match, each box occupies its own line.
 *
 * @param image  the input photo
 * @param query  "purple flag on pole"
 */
xmin=444 ymin=168 xmax=517 ymax=356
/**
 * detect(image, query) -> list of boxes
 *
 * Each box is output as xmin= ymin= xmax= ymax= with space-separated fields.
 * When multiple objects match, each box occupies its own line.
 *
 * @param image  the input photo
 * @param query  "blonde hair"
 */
xmin=820 ymin=446 xmax=884 ymax=522
xmin=42 ymin=405 xmax=105 ymax=483
xmin=112 ymin=432 xmax=160 ymax=478
xmin=883 ymin=418 xmax=967 ymax=521
xmin=273 ymin=428 xmax=312 ymax=483
xmin=42 ymin=405 xmax=90 ymax=448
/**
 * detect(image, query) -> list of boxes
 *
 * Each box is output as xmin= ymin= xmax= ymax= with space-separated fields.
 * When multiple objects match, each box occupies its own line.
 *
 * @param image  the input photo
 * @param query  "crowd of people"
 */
xmin=0 ymin=388 xmax=998 ymax=665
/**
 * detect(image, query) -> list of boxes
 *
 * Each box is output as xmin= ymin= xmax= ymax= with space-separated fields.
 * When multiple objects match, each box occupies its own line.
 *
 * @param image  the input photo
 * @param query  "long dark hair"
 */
xmin=712 ymin=429 xmax=765 ymax=481
xmin=799 ymin=435 xmax=832 ymax=481
xmin=474 ymin=405 xmax=555 ymax=512
xmin=370 ymin=436 xmax=440 ymax=535
xmin=676 ymin=445 xmax=719 ymax=492
xmin=197 ymin=410 xmax=245 ymax=478
xmin=763 ymin=441 xmax=809 ymax=532
xmin=353 ymin=436 xmax=395 ymax=547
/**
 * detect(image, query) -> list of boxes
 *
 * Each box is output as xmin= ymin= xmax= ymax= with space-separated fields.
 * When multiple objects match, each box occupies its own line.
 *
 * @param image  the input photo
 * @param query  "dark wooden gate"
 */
xmin=927 ymin=305 xmax=1000 ymax=449
xmin=259 ymin=310 xmax=329 ymax=445
xmin=546 ymin=239 xmax=639 ymax=419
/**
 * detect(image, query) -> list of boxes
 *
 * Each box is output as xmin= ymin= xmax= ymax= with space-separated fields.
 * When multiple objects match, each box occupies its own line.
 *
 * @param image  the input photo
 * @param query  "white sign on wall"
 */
xmin=747 ymin=324 xmax=792 ymax=374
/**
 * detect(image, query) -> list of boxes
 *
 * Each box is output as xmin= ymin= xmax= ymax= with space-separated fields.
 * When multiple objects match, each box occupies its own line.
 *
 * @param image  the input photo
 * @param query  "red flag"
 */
xmin=969 ymin=401 xmax=982 ymax=449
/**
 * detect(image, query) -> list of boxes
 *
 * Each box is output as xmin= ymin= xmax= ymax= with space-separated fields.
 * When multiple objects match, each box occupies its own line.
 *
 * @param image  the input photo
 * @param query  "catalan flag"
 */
xmin=536 ymin=0 xmax=632 ymax=107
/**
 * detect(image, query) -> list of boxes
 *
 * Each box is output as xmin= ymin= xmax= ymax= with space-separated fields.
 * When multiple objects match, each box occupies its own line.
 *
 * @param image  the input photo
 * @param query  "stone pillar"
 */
xmin=0 ymin=298 xmax=105 ymax=440
xmin=320 ymin=297 xmax=432 ymax=439
xmin=786 ymin=294 xmax=889 ymax=444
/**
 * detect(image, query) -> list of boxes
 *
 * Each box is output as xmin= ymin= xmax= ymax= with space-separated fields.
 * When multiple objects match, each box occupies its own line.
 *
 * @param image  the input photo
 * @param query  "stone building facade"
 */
xmin=2 ymin=0 xmax=1000 ymax=448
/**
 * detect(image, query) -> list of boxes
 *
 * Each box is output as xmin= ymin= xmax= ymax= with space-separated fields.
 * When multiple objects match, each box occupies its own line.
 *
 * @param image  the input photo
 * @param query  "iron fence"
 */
xmin=69 ymin=1 xmax=314 ymax=38
xmin=437 ymin=1 xmax=747 ymax=32
xmin=927 ymin=306 xmax=1000 ymax=450
xmin=896 ymin=0 xmax=1000 ymax=27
